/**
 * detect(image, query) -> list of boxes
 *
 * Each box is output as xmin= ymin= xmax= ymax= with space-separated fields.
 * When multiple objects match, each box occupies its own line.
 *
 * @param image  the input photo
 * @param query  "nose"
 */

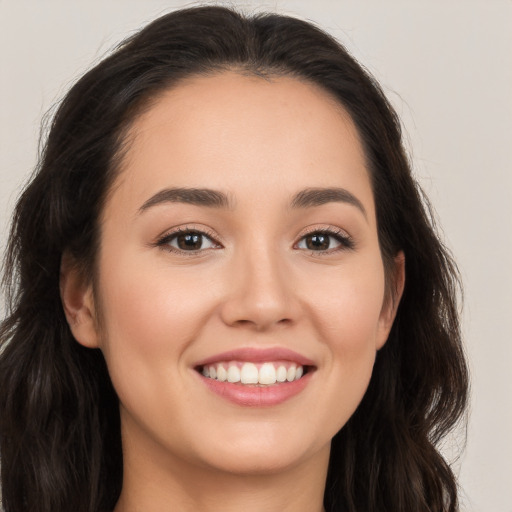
xmin=219 ymin=246 xmax=300 ymax=331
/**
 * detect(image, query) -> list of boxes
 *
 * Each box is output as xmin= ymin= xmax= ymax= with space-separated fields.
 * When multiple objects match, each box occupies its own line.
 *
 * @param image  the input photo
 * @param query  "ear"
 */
xmin=60 ymin=252 xmax=100 ymax=348
xmin=376 ymin=251 xmax=405 ymax=350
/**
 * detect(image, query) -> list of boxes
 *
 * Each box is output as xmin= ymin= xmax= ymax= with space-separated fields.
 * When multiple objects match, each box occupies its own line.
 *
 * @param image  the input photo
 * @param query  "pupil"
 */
xmin=178 ymin=233 xmax=202 ymax=250
xmin=307 ymin=234 xmax=329 ymax=250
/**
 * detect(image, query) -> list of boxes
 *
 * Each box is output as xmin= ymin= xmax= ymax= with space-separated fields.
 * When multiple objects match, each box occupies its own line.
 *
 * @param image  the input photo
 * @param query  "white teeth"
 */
xmin=259 ymin=363 xmax=277 ymax=385
xmin=202 ymin=361 xmax=307 ymax=385
xmin=240 ymin=363 xmax=259 ymax=384
xmin=216 ymin=365 xmax=227 ymax=382
xmin=276 ymin=365 xmax=287 ymax=382
xmin=227 ymin=365 xmax=241 ymax=383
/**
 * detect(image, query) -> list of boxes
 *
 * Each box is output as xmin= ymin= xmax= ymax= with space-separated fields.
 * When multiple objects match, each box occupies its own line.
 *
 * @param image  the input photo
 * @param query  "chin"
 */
xmin=191 ymin=425 xmax=330 ymax=476
xmin=201 ymin=448 xmax=308 ymax=476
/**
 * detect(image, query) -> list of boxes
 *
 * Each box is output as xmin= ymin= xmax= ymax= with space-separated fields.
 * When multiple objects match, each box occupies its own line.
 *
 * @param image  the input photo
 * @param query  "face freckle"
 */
xmin=91 ymin=71 xmax=401 ymax=478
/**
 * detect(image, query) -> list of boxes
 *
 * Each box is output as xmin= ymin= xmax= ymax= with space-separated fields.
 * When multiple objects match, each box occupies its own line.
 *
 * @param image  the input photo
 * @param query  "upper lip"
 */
xmin=194 ymin=347 xmax=315 ymax=368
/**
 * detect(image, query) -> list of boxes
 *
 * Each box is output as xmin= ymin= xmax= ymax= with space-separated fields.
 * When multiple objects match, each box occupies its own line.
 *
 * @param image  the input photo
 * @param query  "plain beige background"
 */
xmin=1 ymin=1 xmax=511 ymax=511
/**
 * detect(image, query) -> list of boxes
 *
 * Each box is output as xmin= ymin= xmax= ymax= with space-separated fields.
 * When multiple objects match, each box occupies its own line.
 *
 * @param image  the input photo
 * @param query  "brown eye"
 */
xmin=176 ymin=233 xmax=203 ymax=250
xmin=296 ymin=230 xmax=354 ymax=252
xmin=163 ymin=230 xmax=217 ymax=252
xmin=303 ymin=233 xmax=331 ymax=251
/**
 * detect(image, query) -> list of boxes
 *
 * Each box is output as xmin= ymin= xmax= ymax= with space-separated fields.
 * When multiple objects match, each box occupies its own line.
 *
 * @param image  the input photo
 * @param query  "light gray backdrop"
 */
xmin=1 ymin=1 xmax=511 ymax=511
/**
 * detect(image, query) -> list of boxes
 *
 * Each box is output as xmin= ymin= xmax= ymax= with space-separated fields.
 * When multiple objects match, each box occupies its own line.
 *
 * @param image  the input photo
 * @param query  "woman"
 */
xmin=0 ymin=6 xmax=468 ymax=512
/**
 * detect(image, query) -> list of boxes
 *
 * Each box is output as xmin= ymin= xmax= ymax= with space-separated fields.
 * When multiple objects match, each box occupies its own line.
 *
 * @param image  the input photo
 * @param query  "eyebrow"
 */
xmin=139 ymin=187 xmax=233 ymax=212
xmin=138 ymin=186 xmax=367 ymax=218
xmin=290 ymin=187 xmax=367 ymax=219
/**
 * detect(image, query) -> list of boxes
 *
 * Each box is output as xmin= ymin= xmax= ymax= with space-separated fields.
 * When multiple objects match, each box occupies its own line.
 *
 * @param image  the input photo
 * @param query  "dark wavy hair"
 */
xmin=0 ymin=6 xmax=468 ymax=512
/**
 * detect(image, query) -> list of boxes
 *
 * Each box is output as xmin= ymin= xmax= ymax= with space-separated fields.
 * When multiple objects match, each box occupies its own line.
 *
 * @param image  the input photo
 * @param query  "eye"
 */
xmin=296 ymin=229 xmax=354 ymax=253
xmin=157 ymin=228 xmax=220 ymax=253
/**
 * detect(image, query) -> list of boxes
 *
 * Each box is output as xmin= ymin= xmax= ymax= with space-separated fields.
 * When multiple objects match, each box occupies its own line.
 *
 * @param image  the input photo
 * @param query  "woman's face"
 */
xmin=67 ymin=72 xmax=402 ymax=477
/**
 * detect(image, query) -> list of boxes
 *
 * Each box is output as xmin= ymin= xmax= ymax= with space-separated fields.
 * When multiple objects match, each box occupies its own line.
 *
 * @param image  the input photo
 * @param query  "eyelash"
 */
xmin=296 ymin=226 xmax=355 ymax=255
xmin=155 ymin=226 xmax=221 ymax=256
xmin=154 ymin=226 xmax=355 ymax=256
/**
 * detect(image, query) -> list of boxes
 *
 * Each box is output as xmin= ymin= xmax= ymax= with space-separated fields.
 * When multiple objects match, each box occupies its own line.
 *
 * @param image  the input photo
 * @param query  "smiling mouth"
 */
xmin=196 ymin=361 xmax=312 ymax=386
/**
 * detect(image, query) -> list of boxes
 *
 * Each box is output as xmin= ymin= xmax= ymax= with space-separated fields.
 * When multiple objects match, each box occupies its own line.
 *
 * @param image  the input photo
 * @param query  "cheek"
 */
xmin=93 ymin=253 xmax=223 ymax=444
xmin=305 ymin=257 xmax=386 ymax=351
xmin=94 ymin=250 xmax=215 ymax=388
xmin=300 ymin=257 xmax=385 ymax=417
xmin=100 ymin=250 xmax=205 ymax=332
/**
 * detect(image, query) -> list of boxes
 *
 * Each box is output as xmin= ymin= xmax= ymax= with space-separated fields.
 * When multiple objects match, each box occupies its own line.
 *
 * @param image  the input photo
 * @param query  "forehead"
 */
xmin=111 ymin=71 xmax=374 ymax=218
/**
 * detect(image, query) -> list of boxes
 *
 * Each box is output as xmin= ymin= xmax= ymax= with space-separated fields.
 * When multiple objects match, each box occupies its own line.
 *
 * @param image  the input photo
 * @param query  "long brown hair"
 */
xmin=0 ymin=6 xmax=468 ymax=512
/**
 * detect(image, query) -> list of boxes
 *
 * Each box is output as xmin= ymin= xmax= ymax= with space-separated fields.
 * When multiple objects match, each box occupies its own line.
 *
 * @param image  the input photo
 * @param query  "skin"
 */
xmin=61 ymin=72 xmax=404 ymax=512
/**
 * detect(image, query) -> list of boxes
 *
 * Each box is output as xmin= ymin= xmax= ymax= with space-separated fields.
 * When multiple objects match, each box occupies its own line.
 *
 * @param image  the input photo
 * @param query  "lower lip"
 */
xmin=198 ymin=372 xmax=313 ymax=407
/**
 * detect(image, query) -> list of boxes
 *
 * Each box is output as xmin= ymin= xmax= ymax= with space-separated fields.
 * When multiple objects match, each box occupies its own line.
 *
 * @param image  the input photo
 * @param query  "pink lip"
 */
xmin=197 ymin=371 xmax=313 ymax=407
xmin=193 ymin=347 xmax=316 ymax=407
xmin=194 ymin=347 xmax=315 ymax=367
